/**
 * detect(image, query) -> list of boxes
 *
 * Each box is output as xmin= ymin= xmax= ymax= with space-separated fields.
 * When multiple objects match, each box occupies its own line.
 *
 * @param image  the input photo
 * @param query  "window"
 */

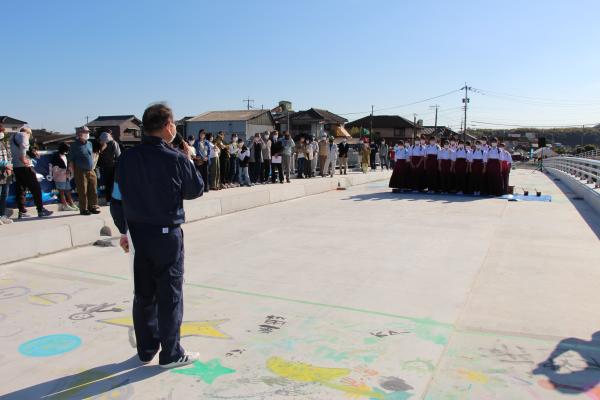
xmin=393 ymin=128 xmax=403 ymax=137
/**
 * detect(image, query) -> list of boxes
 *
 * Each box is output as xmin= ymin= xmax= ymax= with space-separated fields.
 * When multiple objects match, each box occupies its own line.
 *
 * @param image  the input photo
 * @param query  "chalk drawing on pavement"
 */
xmin=18 ymin=334 xmax=81 ymax=357
xmin=98 ymin=316 xmax=232 ymax=339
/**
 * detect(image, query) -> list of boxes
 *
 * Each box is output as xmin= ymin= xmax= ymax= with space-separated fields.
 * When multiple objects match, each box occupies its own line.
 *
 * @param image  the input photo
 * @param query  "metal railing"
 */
xmin=544 ymin=156 xmax=600 ymax=189
xmin=570 ymin=149 xmax=600 ymax=159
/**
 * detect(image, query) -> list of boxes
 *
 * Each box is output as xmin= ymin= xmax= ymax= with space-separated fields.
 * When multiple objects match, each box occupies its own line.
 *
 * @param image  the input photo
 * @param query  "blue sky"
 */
xmin=2 ymin=0 xmax=600 ymax=132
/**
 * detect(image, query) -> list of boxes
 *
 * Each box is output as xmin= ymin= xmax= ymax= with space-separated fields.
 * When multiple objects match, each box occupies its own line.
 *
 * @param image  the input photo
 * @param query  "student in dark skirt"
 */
xmin=410 ymin=137 xmax=426 ymax=192
xmin=452 ymin=140 xmax=469 ymax=195
xmin=484 ymin=137 xmax=504 ymax=196
xmin=389 ymin=141 xmax=410 ymax=191
xmin=437 ymin=140 xmax=452 ymax=194
xmin=470 ymin=140 xmax=486 ymax=196
xmin=424 ymin=136 xmax=440 ymax=193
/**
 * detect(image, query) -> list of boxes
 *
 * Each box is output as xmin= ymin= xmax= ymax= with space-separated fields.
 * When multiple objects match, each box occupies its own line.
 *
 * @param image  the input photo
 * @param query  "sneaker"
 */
xmin=80 ymin=210 xmax=92 ymax=216
xmin=88 ymin=209 xmax=101 ymax=214
xmin=160 ymin=352 xmax=200 ymax=369
xmin=18 ymin=211 xmax=32 ymax=219
xmin=68 ymin=204 xmax=80 ymax=211
xmin=0 ymin=216 xmax=11 ymax=224
xmin=58 ymin=204 xmax=70 ymax=212
xmin=38 ymin=208 xmax=54 ymax=218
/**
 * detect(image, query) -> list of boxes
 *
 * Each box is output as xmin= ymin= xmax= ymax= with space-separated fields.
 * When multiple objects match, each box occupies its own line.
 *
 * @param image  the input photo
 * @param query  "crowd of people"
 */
xmin=172 ymin=130 xmax=353 ymax=192
xmin=388 ymin=135 xmax=513 ymax=196
xmin=0 ymin=119 xmax=516 ymax=226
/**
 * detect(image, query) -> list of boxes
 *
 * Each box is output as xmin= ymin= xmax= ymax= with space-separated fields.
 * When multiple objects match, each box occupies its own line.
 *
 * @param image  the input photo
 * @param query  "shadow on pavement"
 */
xmin=546 ymin=172 xmax=600 ymax=240
xmin=0 ymin=356 xmax=164 ymax=400
xmin=533 ymin=332 xmax=600 ymax=394
xmin=343 ymin=190 xmax=489 ymax=203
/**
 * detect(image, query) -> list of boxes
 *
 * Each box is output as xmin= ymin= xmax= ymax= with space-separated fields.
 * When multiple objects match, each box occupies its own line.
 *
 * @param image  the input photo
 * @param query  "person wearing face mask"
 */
xmin=500 ymin=143 xmax=513 ymax=194
xmin=229 ymin=134 xmax=240 ymax=186
xmin=317 ymin=135 xmax=328 ymax=177
xmin=484 ymin=137 xmax=504 ymax=196
xmin=410 ymin=136 xmax=426 ymax=191
xmin=207 ymin=133 xmax=221 ymax=190
xmin=379 ymin=139 xmax=389 ymax=170
xmin=68 ymin=126 xmax=101 ymax=215
xmin=194 ymin=130 xmax=210 ymax=193
xmin=425 ymin=136 xmax=440 ymax=193
xmin=295 ymin=136 xmax=307 ymax=179
xmin=469 ymin=140 xmax=486 ymax=196
xmin=0 ymin=124 xmax=15 ymax=224
xmin=389 ymin=140 xmax=410 ymax=191
xmin=281 ymin=131 xmax=295 ymax=182
xmin=270 ymin=131 xmax=284 ymax=184
xmin=437 ymin=140 xmax=452 ymax=194
xmin=322 ymin=136 xmax=339 ymax=177
xmin=10 ymin=127 xmax=53 ymax=218
xmin=249 ymin=133 xmax=264 ymax=184
xmin=451 ymin=140 xmax=468 ymax=195
xmin=361 ymin=141 xmax=371 ymax=173
xmin=113 ymin=103 xmax=203 ymax=369
xmin=98 ymin=131 xmax=122 ymax=205
xmin=261 ymin=132 xmax=272 ymax=183
xmin=338 ymin=137 xmax=349 ymax=175
xmin=51 ymin=142 xmax=78 ymax=212
xmin=480 ymin=136 xmax=490 ymax=152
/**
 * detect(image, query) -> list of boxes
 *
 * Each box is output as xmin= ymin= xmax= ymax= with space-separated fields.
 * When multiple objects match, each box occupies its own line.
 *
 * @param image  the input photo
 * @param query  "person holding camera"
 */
xmin=0 ymin=124 xmax=14 ymax=224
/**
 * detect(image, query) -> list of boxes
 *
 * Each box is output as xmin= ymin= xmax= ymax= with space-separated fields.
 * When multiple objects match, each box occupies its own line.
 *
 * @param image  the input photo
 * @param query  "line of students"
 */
xmin=389 ymin=135 xmax=513 ymax=196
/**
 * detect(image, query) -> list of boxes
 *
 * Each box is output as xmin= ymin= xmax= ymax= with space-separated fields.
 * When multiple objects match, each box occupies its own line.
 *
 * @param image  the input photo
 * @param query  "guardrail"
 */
xmin=572 ymin=149 xmax=600 ymax=159
xmin=544 ymin=156 xmax=600 ymax=189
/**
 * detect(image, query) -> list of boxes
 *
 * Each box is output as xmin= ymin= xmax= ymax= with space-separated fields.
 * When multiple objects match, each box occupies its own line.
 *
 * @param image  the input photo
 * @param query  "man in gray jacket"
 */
xmin=379 ymin=139 xmax=389 ymax=170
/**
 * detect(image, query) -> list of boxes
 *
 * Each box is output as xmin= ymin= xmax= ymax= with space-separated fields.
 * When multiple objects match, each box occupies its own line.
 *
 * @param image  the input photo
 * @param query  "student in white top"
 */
xmin=389 ymin=140 xmax=411 ymax=191
xmin=410 ymin=137 xmax=427 ymax=191
xmin=499 ymin=142 xmax=513 ymax=194
xmin=425 ymin=136 xmax=440 ymax=192
xmin=437 ymin=140 xmax=453 ymax=193
xmin=452 ymin=140 xmax=469 ymax=194
xmin=483 ymin=137 xmax=504 ymax=196
xmin=470 ymin=140 xmax=486 ymax=195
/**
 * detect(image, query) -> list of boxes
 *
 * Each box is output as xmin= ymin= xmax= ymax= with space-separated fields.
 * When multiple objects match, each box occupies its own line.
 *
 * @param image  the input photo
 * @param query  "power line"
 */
xmin=470 ymin=87 xmax=600 ymax=107
xmin=470 ymin=120 xmax=600 ymax=128
xmin=338 ymin=88 xmax=462 ymax=116
xmin=243 ymin=97 xmax=255 ymax=110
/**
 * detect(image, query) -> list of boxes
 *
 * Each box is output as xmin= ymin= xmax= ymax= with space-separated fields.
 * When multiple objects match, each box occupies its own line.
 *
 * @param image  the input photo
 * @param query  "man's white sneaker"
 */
xmin=0 ymin=216 xmax=13 ymax=225
xmin=160 ymin=352 xmax=200 ymax=369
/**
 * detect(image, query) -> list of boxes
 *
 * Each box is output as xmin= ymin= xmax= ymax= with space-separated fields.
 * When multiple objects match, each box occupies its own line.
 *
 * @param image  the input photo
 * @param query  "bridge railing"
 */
xmin=544 ymin=156 xmax=600 ymax=189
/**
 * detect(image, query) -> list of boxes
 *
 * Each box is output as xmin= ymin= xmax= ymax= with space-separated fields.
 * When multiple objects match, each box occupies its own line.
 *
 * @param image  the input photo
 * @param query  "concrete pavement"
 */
xmin=0 ymin=168 xmax=599 ymax=399
xmin=0 ymin=170 xmax=391 ymax=265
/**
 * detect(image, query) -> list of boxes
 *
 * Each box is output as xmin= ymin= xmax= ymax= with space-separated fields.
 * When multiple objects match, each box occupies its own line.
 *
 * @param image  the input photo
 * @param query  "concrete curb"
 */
xmin=546 ymin=167 xmax=600 ymax=216
xmin=0 ymin=172 xmax=391 ymax=265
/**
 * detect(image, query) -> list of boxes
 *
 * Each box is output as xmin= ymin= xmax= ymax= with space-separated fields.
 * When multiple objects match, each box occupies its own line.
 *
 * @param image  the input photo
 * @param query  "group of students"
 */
xmin=388 ymin=135 xmax=513 ymax=196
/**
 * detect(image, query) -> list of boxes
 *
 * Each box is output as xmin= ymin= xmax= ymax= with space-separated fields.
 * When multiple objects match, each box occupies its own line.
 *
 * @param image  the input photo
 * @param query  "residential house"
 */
xmin=0 ymin=116 xmax=28 ymax=131
xmin=86 ymin=115 xmax=142 ymax=147
xmin=31 ymin=129 xmax=76 ymax=150
xmin=275 ymin=108 xmax=347 ymax=139
xmin=345 ymin=115 xmax=419 ymax=142
xmin=185 ymin=110 xmax=275 ymax=142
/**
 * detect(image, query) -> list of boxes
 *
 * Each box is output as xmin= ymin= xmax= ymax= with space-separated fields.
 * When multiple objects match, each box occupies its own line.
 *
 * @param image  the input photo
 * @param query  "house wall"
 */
xmin=186 ymin=121 xmax=247 ymax=141
xmin=246 ymin=123 xmax=275 ymax=139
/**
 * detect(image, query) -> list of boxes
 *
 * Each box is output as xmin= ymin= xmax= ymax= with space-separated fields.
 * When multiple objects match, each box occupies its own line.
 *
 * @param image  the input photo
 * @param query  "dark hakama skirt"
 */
xmin=439 ymin=159 xmax=452 ymax=193
xmin=502 ymin=161 xmax=511 ymax=194
xmin=389 ymin=159 xmax=410 ymax=190
xmin=425 ymin=155 xmax=438 ymax=192
xmin=470 ymin=159 xmax=484 ymax=194
xmin=454 ymin=158 xmax=467 ymax=194
xmin=486 ymin=159 xmax=504 ymax=196
xmin=410 ymin=156 xmax=424 ymax=191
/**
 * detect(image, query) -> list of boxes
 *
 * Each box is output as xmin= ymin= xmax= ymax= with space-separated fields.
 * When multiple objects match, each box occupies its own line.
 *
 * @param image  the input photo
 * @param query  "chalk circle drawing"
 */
xmin=19 ymin=334 xmax=81 ymax=357
xmin=0 ymin=286 xmax=30 ymax=300
xmin=28 ymin=292 xmax=71 ymax=306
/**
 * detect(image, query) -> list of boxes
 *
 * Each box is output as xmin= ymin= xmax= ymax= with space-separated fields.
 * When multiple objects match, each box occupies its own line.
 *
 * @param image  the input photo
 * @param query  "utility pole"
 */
xmin=429 ymin=105 xmax=439 ymax=133
xmin=85 ymin=116 xmax=89 ymax=124
xmin=243 ymin=97 xmax=254 ymax=110
xmin=582 ymin=124 xmax=585 ymax=146
xmin=461 ymin=83 xmax=470 ymax=141
xmin=370 ymin=105 xmax=374 ymax=142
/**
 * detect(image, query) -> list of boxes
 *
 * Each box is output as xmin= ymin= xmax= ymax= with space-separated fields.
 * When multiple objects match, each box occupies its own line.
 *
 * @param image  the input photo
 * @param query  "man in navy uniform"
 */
xmin=111 ymin=103 xmax=204 ymax=368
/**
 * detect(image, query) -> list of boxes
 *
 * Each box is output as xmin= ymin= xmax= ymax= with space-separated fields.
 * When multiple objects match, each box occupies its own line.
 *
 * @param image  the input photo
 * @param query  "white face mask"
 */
xmin=465 ymin=146 xmax=471 ymax=151
xmin=0 ymin=132 xmax=4 ymax=140
xmin=420 ymin=140 xmax=426 ymax=144
xmin=399 ymin=146 xmax=404 ymax=149
xmin=81 ymin=134 xmax=90 ymax=141
xmin=443 ymin=145 xmax=449 ymax=149
xmin=450 ymin=141 xmax=456 ymax=146
xmin=458 ymin=145 xmax=464 ymax=149
xmin=491 ymin=143 xmax=498 ymax=147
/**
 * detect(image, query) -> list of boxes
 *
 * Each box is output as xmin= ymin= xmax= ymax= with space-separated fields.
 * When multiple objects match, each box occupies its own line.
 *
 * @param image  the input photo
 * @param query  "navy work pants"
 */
xmin=129 ymin=223 xmax=185 ymax=365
